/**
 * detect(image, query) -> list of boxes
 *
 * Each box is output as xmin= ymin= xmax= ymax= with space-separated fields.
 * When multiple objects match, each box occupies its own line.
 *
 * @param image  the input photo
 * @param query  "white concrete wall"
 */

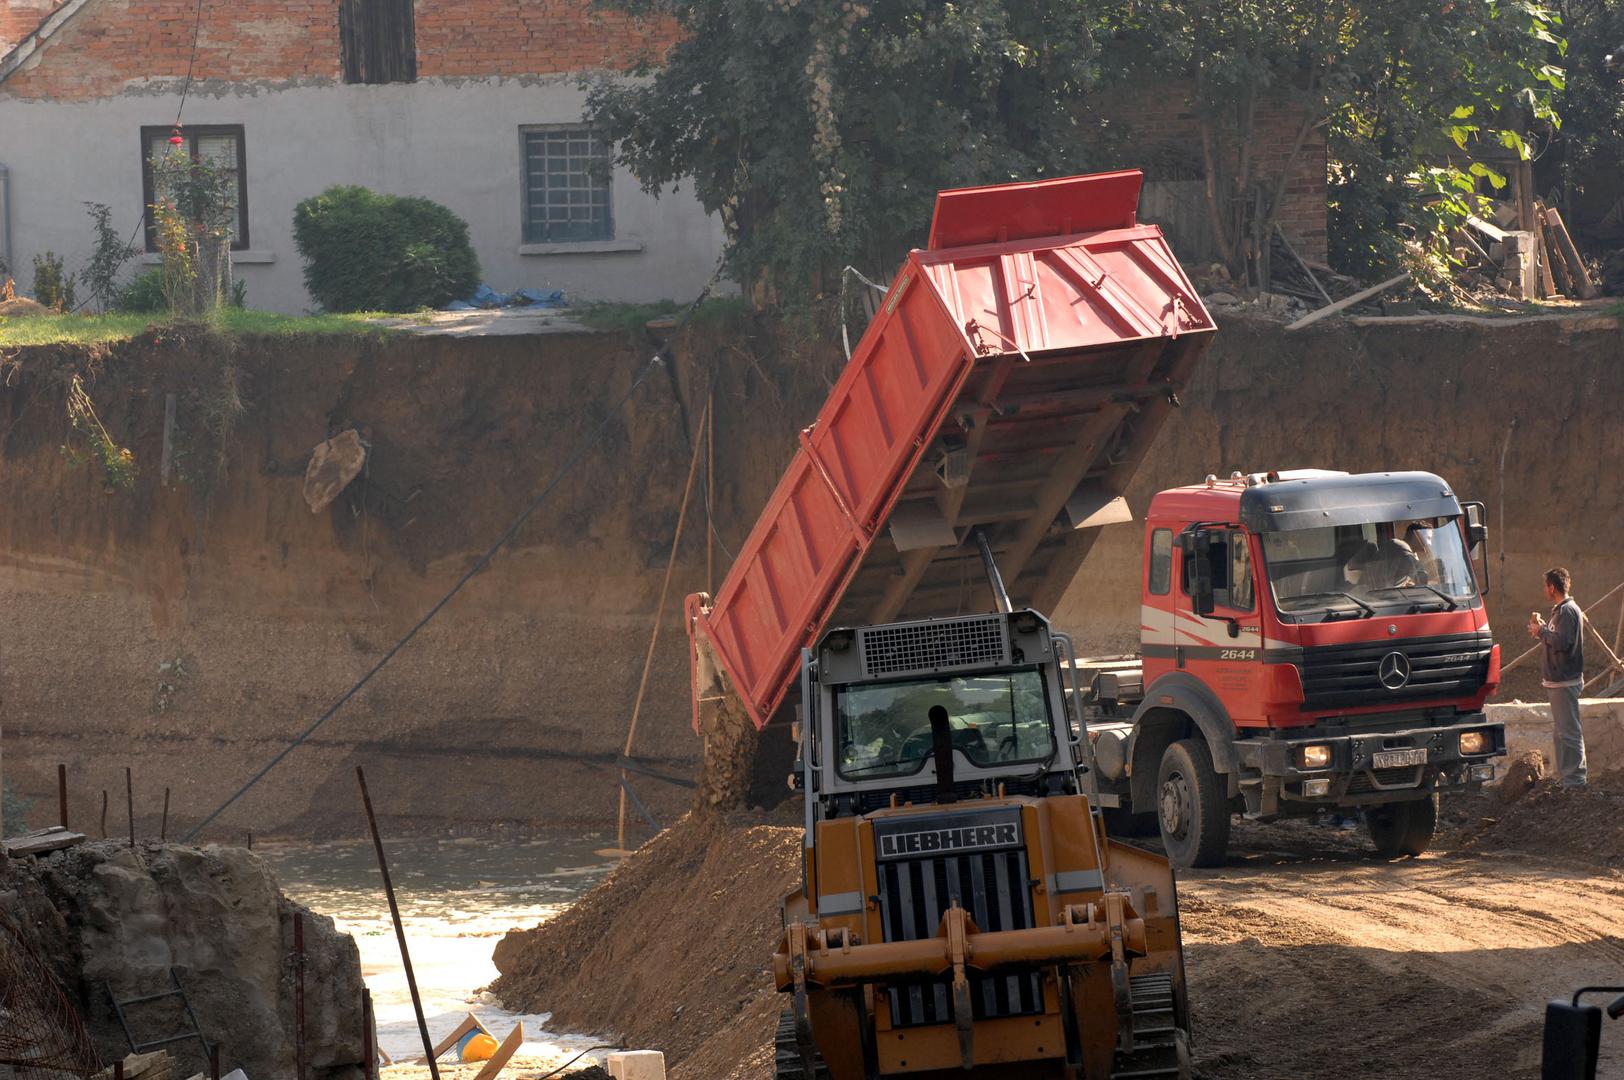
xmin=1487 ymin=698 xmax=1624 ymax=775
xmin=0 ymin=76 xmax=728 ymax=312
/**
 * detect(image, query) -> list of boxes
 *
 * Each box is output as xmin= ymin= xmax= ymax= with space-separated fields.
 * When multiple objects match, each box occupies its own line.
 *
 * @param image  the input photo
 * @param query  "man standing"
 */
xmin=1528 ymin=567 xmax=1587 ymax=786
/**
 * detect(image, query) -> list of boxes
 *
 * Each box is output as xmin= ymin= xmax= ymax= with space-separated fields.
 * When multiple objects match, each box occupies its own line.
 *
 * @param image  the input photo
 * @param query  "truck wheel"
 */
xmin=1156 ymin=738 xmax=1230 ymax=869
xmin=1366 ymin=793 xmax=1438 ymax=858
xmin=774 ymin=1009 xmax=831 ymax=1080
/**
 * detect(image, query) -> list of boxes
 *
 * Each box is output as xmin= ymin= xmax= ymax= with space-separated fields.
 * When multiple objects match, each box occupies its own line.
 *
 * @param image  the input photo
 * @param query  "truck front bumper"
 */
xmin=1234 ymin=716 xmax=1505 ymax=810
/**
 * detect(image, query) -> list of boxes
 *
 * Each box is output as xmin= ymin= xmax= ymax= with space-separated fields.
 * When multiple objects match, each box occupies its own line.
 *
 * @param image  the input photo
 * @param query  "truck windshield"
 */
xmin=1262 ymin=517 xmax=1479 ymax=617
xmin=834 ymin=669 xmax=1054 ymax=781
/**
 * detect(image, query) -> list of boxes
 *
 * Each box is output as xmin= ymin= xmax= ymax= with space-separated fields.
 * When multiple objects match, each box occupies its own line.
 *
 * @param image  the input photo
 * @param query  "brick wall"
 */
xmin=1 ymin=0 xmax=676 ymax=100
xmin=0 ymin=0 xmax=68 ymax=54
xmin=1091 ymin=85 xmax=1328 ymax=266
xmin=414 ymin=2 xmax=678 ymax=78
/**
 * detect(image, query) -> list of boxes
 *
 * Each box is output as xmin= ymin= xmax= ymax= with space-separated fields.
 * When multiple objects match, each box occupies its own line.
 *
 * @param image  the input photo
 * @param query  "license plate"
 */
xmin=1373 ymin=748 xmax=1428 ymax=768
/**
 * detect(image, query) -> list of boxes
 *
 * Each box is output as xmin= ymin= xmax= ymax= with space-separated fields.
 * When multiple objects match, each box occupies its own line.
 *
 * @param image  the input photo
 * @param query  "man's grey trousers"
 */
xmin=1547 ymin=683 xmax=1587 ymax=786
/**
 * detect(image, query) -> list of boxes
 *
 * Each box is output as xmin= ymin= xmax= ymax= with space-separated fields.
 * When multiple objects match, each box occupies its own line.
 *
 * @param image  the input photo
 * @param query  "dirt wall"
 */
xmin=1054 ymin=310 xmax=1624 ymax=701
xmin=1 ymin=310 xmax=1618 ymax=842
xmin=0 ymin=321 xmax=832 ymax=841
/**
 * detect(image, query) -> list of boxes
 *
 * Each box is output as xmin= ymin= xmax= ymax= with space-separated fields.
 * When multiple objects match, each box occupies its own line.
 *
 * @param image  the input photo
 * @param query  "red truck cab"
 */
xmin=1085 ymin=469 xmax=1505 ymax=868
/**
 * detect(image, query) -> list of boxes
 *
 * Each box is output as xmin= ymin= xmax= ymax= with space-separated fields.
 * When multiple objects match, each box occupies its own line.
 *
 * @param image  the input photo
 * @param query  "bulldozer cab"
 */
xmin=797 ymin=608 xmax=1088 ymax=822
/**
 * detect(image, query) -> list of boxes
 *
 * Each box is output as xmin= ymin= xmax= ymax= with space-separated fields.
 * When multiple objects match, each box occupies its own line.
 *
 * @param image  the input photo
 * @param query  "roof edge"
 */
xmin=0 ymin=0 xmax=101 ymax=87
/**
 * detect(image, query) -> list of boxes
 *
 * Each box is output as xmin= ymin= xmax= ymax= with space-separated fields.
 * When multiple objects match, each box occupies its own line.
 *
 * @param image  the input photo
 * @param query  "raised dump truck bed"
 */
xmin=689 ymin=170 xmax=1217 ymax=730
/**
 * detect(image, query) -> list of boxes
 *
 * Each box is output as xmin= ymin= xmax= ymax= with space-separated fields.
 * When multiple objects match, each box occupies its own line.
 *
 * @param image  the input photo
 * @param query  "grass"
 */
xmin=0 ymin=308 xmax=411 ymax=347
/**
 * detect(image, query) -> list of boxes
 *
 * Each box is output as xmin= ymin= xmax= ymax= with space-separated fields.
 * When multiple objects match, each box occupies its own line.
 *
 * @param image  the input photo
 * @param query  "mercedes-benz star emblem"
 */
xmin=1378 ymin=650 xmax=1412 ymax=690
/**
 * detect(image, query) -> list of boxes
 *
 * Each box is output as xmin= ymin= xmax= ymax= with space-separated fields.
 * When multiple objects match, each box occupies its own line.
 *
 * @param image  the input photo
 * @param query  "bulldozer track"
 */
xmin=773 ymin=1010 xmax=831 ymax=1080
xmin=1109 ymin=972 xmax=1191 ymax=1080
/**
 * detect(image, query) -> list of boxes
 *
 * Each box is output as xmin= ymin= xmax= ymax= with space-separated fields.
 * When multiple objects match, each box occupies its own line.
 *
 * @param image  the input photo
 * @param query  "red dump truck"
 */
xmin=1080 ymin=469 xmax=1506 ymax=867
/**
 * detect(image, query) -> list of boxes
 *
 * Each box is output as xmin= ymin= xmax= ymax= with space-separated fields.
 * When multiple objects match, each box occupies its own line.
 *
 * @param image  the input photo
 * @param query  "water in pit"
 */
xmin=261 ymin=831 xmax=616 ymax=1068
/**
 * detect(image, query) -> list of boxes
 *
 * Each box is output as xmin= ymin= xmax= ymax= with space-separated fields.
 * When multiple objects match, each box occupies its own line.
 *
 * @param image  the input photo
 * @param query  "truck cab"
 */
xmin=1086 ymin=470 xmax=1506 ymax=868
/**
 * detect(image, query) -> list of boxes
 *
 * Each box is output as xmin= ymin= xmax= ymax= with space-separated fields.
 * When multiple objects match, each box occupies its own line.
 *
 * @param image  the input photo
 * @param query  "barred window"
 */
xmin=522 ymin=126 xmax=612 ymax=243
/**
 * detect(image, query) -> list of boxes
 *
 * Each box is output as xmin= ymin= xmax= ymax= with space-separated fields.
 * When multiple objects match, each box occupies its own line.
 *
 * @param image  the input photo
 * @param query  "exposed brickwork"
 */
xmin=1092 ymin=85 xmax=1328 ymax=265
xmin=0 ymin=0 xmax=68 ymax=55
xmin=415 ymin=1 xmax=678 ymax=78
xmin=1 ymin=0 xmax=676 ymax=100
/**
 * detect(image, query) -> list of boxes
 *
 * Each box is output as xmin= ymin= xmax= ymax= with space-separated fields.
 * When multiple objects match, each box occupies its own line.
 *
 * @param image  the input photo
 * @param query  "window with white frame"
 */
xmin=522 ymin=126 xmax=612 ymax=243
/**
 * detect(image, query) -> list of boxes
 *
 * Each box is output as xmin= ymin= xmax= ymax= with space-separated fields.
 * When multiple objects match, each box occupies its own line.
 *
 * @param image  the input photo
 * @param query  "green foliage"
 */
xmin=292 ymin=186 xmax=481 ymax=312
xmin=585 ymin=0 xmax=1101 ymax=304
xmin=1547 ymin=1 xmax=1624 ymax=206
xmin=82 ymin=201 xmax=137 ymax=312
xmin=32 ymin=250 xmax=77 ymax=310
xmin=1099 ymin=1 xmax=1564 ymax=282
xmin=2 ymin=778 xmax=30 ymax=838
xmin=62 ymin=374 xmax=136 ymax=490
xmin=117 ymin=268 xmax=169 ymax=313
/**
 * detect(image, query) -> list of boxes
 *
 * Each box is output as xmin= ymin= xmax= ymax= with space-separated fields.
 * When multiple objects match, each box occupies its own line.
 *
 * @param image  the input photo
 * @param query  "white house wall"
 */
xmin=0 ymin=77 xmax=727 ymax=312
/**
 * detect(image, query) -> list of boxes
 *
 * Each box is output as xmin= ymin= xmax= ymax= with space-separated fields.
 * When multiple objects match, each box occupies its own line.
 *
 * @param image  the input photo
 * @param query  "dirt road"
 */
xmin=1182 ymin=820 xmax=1624 ymax=1079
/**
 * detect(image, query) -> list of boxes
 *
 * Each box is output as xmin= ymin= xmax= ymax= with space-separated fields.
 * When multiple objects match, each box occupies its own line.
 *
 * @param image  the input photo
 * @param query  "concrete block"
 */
xmin=608 ymin=1050 xmax=667 ymax=1080
xmin=1486 ymin=699 xmax=1624 ymax=773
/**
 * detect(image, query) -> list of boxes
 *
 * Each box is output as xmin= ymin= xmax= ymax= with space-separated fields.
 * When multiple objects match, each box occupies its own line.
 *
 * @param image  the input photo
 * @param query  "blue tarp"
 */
xmin=445 ymin=284 xmax=567 ymax=311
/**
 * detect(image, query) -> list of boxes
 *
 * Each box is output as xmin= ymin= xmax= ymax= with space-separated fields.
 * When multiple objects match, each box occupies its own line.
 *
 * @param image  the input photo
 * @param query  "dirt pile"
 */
xmin=490 ymin=813 xmax=800 ymax=1080
xmin=1457 ymin=767 xmax=1624 ymax=867
xmin=0 ymin=839 xmax=365 ymax=1078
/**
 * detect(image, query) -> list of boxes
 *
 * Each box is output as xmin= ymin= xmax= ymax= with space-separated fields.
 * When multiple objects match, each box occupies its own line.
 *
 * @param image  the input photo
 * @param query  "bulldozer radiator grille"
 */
xmin=858 ymin=616 xmax=1009 ymax=678
xmin=877 ymin=848 xmax=1043 ymax=1027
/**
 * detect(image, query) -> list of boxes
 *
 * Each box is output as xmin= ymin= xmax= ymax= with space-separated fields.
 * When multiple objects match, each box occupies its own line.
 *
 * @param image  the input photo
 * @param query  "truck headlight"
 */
xmin=1299 ymin=744 xmax=1331 ymax=769
xmin=1459 ymin=730 xmax=1489 ymax=755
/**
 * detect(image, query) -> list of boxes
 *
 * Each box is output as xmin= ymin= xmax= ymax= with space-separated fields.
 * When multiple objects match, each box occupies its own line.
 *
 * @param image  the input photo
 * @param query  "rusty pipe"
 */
xmin=774 ymin=917 xmax=1145 ymax=989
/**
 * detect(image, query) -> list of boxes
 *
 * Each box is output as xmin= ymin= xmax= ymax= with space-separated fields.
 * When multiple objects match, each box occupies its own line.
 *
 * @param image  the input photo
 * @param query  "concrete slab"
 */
xmin=370 ymin=308 xmax=597 ymax=337
xmin=608 ymin=1050 xmax=666 ymax=1080
xmin=1486 ymin=698 xmax=1624 ymax=773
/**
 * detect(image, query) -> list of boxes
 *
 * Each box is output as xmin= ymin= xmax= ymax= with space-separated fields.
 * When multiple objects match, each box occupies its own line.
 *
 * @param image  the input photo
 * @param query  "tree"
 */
xmin=1097 ymin=1 xmax=1564 ymax=282
xmin=585 ymin=0 xmax=1103 ymax=303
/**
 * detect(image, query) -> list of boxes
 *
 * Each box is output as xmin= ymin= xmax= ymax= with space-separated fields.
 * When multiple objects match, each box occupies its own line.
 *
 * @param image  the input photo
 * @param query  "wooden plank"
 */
xmin=1540 ymin=211 xmax=1577 ymax=295
xmin=1285 ymin=272 xmax=1410 ymax=331
xmin=160 ymin=393 xmax=177 ymax=487
xmin=1545 ymin=207 xmax=1598 ymax=299
xmin=5 ymin=827 xmax=86 ymax=856
xmin=1465 ymin=215 xmax=1509 ymax=244
xmin=469 ymin=1023 xmax=524 ymax=1080
xmin=1536 ymin=229 xmax=1558 ymax=298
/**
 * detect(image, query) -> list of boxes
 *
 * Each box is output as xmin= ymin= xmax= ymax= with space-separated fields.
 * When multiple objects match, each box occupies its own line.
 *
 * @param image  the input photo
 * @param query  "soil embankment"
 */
xmin=491 ymin=813 xmax=800 ymax=1080
xmin=492 ymin=778 xmax=1624 ymax=1080
xmin=0 ymin=311 xmax=1619 ymax=839
xmin=0 ymin=321 xmax=831 ymax=840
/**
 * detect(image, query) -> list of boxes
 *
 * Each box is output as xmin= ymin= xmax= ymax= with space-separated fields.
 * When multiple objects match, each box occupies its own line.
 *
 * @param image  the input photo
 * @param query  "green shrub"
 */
xmin=117 ymin=267 xmax=168 ymax=313
xmin=292 ymin=186 xmax=480 ymax=312
xmin=32 ymin=250 xmax=76 ymax=310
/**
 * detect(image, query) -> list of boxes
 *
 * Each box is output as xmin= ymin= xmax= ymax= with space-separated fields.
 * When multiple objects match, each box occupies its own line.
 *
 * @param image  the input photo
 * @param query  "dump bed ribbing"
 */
xmin=688 ymin=170 xmax=1217 ymax=730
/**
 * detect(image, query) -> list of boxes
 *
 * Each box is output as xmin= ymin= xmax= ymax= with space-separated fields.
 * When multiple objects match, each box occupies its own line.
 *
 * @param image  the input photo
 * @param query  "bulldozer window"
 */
xmin=834 ymin=669 xmax=1054 ymax=781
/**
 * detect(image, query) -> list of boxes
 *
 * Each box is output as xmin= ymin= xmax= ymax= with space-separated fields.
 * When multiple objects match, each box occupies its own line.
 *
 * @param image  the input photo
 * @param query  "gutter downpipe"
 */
xmin=0 ymin=162 xmax=11 ymax=279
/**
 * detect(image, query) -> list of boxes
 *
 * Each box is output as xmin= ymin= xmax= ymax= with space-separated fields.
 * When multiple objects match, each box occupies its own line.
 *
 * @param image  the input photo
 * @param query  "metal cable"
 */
xmin=527 ymin=1044 xmax=622 ymax=1079
xmin=182 ymin=270 xmax=723 ymax=840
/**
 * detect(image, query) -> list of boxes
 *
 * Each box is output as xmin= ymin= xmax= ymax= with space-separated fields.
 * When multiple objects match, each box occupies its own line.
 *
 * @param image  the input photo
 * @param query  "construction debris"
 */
xmin=3 ymin=824 xmax=86 ymax=857
xmin=1449 ymin=197 xmax=1601 ymax=302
